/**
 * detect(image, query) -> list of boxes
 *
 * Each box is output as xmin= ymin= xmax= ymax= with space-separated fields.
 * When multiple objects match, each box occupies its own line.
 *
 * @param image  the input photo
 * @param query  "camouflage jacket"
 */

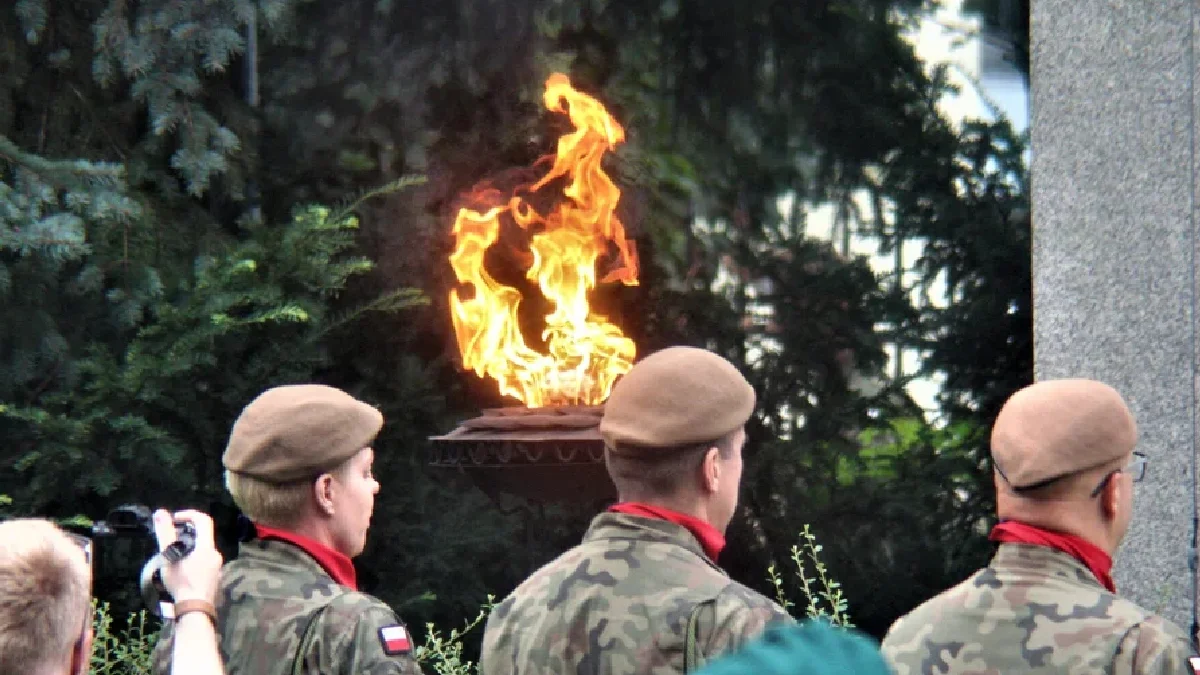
xmin=151 ymin=538 xmax=423 ymax=675
xmin=881 ymin=543 xmax=1196 ymax=674
xmin=479 ymin=512 xmax=793 ymax=675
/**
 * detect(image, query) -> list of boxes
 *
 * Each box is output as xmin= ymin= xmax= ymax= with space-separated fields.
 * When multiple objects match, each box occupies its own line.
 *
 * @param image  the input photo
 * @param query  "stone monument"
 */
xmin=1031 ymin=0 xmax=1197 ymax=630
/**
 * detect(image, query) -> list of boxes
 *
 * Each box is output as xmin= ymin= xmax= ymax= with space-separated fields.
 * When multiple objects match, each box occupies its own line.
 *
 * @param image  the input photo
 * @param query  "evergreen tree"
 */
xmin=0 ymin=0 xmax=1034 ymax=646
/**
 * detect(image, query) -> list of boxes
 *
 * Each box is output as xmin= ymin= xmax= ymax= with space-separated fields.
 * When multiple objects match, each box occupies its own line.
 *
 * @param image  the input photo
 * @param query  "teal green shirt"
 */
xmin=694 ymin=620 xmax=893 ymax=675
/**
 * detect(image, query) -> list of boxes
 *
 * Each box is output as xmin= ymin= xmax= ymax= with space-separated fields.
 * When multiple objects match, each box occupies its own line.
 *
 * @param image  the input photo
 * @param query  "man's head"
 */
xmin=0 ymin=519 xmax=92 ymax=675
xmin=223 ymin=384 xmax=383 ymax=558
xmin=599 ymin=346 xmax=755 ymax=533
xmin=990 ymin=378 xmax=1141 ymax=552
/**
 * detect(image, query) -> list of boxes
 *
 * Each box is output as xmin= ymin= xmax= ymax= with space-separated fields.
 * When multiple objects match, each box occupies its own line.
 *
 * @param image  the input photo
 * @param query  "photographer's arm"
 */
xmin=152 ymin=509 xmax=226 ymax=675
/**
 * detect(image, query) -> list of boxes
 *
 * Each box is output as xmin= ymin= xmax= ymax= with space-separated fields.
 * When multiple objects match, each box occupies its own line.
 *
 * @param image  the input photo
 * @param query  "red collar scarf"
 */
xmin=989 ymin=520 xmax=1115 ymax=593
xmin=254 ymin=523 xmax=358 ymax=590
xmin=608 ymin=502 xmax=726 ymax=562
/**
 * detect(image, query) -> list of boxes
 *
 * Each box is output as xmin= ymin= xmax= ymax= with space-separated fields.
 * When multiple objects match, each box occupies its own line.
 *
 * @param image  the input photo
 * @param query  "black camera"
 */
xmin=93 ymin=504 xmax=196 ymax=562
xmin=91 ymin=504 xmax=197 ymax=616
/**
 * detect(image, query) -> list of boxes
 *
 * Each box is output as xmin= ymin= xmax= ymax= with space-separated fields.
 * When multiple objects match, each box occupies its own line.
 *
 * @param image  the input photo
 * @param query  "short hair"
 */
xmin=0 ymin=519 xmax=91 ymax=674
xmin=225 ymin=453 xmax=357 ymax=527
xmin=605 ymin=430 xmax=741 ymax=501
xmin=225 ymin=470 xmax=311 ymax=528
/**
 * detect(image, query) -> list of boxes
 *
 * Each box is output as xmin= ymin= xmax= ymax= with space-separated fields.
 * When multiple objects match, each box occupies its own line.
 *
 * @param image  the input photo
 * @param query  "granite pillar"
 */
xmin=1031 ymin=0 xmax=1196 ymax=628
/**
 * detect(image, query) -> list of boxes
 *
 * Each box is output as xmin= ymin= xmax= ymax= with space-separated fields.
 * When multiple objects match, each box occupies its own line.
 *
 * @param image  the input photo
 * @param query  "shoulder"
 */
xmin=490 ymin=542 xmax=595 ymax=607
xmin=712 ymin=580 xmax=792 ymax=624
xmin=318 ymin=591 xmax=424 ymax=675
xmin=1113 ymin=612 xmax=1196 ymax=674
xmin=880 ymin=573 xmax=979 ymax=661
xmin=699 ymin=581 xmax=795 ymax=657
xmin=319 ymin=590 xmax=404 ymax=639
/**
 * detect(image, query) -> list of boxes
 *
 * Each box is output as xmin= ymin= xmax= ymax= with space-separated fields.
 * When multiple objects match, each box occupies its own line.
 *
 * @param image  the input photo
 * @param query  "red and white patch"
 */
xmin=378 ymin=624 xmax=411 ymax=656
xmin=1189 ymin=656 xmax=1200 ymax=674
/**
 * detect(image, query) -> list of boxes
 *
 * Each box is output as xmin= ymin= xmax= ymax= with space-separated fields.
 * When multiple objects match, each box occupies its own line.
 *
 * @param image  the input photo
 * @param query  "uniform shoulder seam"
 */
xmin=322 ymin=590 xmax=399 ymax=627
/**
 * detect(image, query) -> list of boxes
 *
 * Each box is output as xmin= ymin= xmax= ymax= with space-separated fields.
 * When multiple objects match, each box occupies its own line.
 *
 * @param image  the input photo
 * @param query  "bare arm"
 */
xmin=152 ymin=509 xmax=226 ymax=675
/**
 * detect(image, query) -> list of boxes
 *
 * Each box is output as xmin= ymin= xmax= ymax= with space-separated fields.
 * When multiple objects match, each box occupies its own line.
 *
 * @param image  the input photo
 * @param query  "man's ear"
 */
xmin=701 ymin=447 xmax=721 ymax=495
xmin=313 ymin=474 xmax=337 ymax=516
xmin=69 ymin=626 xmax=93 ymax=675
xmin=1100 ymin=474 xmax=1122 ymax=522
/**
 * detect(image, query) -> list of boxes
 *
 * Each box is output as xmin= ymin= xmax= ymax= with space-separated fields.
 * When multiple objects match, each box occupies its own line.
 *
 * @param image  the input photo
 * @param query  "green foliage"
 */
xmin=744 ymin=415 xmax=992 ymax=636
xmin=902 ymin=118 xmax=1032 ymax=423
xmin=768 ymin=526 xmax=853 ymax=628
xmin=414 ymin=596 xmax=495 ymax=675
xmin=90 ymin=602 xmax=158 ymax=675
xmin=91 ymin=0 xmax=298 ymax=197
xmin=0 ymin=134 xmax=147 ymax=404
xmin=0 ymin=177 xmax=428 ymax=517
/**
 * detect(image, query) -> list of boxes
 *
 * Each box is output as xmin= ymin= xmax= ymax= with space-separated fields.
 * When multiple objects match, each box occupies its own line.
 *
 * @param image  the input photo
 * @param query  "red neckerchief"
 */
xmin=254 ymin=523 xmax=358 ymax=590
xmin=989 ymin=520 xmax=1115 ymax=593
xmin=608 ymin=502 xmax=726 ymax=562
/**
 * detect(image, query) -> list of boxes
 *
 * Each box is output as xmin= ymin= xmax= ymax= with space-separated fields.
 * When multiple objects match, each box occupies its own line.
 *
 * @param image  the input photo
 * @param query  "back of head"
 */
xmin=223 ymin=383 xmax=383 ymax=527
xmin=0 ymin=519 xmax=91 ymax=675
xmin=991 ymin=378 xmax=1137 ymax=499
xmin=599 ymin=346 xmax=754 ymax=499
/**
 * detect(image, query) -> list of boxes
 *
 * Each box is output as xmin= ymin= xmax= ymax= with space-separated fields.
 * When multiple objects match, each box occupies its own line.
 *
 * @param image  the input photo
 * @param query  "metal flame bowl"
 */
xmin=428 ymin=406 xmax=616 ymax=504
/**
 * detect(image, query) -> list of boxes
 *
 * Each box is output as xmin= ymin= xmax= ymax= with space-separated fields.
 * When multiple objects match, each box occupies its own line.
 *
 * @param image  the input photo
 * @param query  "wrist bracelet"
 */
xmin=173 ymin=599 xmax=217 ymax=626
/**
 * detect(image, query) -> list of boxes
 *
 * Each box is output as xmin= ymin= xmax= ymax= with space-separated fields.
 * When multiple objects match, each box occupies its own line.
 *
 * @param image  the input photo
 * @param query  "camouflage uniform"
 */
xmin=480 ymin=512 xmax=793 ymax=675
xmin=152 ymin=538 xmax=422 ymax=675
xmin=881 ymin=543 xmax=1196 ymax=674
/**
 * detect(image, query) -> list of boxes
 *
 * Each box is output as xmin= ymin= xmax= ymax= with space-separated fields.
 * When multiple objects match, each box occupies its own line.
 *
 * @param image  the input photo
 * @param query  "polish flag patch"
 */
xmin=378 ymin=624 xmax=412 ymax=656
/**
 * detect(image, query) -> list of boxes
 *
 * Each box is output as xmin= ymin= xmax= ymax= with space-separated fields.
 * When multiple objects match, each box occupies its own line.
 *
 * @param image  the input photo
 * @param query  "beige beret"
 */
xmin=991 ymin=378 xmax=1137 ymax=490
xmin=599 ymin=346 xmax=755 ymax=452
xmin=223 ymin=384 xmax=383 ymax=483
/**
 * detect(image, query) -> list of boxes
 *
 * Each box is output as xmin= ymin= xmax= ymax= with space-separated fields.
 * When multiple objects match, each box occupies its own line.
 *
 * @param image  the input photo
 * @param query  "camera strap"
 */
xmin=291 ymin=603 xmax=332 ymax=675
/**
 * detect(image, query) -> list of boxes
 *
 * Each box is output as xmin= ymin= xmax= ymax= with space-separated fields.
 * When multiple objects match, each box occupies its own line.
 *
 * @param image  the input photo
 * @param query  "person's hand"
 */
xmin=152 ymin=509 xmax=223 ymax=605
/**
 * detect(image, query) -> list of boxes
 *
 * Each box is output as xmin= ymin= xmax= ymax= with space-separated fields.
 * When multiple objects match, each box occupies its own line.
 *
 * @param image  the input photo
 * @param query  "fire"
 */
xmin=448 ymin=73 xmax=639 ymax=408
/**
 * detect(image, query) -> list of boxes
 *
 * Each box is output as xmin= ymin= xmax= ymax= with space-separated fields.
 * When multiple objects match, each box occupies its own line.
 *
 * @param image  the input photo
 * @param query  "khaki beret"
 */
xmin=223 ymin=384 xmax=383 ymax=483
xmin=600 ymin=346 xmax=755 ymax=453
xmin=991 ymin=378 xmax=1137 ymax=490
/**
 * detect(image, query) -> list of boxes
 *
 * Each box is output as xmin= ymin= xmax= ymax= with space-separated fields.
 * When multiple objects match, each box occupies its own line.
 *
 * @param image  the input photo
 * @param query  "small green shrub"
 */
xmin=414 ymin=595 xmax=495 ymax=675
xmin=90 ymin=601 xmax=158 ymax=675
xmin=768 ymin=525 xmax=853 ymax=627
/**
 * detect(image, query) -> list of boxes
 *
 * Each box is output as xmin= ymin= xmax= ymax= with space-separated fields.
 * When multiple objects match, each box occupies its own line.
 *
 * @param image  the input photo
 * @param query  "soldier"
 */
xmin=152 ymin=384 xmax=423 ymax=675
xmin=480 ymin=346 xmax=793 ymax=675
xmin=881 ymin=379 xmax=1198 ymax=674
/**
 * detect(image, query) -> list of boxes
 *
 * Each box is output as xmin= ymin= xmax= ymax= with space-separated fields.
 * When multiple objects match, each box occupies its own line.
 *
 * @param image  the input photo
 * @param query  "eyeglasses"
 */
xmin=65 ymin=533 xmax=95 ymax=657
xmin=1089 ymin=451 xmax=1147 ymax=498
xmin=997 ymin=451 xmax=1148 ymax=497
xmin=65 ymin=532 xmax=92 ymax=566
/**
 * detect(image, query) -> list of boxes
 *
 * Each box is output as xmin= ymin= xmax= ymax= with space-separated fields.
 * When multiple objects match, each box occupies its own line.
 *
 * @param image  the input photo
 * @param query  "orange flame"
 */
xmin=448 ymin=73 xmax=639 ymax=407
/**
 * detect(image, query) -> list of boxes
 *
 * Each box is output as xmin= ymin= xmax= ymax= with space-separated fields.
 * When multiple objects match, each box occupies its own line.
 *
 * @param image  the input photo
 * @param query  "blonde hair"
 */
xmin=0 ymin=519 xmax=91 ymax=674
xmin=225 ymin=470 xmax=312 ymax=528
xmin=225 ymin=455 xmax=359 ymax=527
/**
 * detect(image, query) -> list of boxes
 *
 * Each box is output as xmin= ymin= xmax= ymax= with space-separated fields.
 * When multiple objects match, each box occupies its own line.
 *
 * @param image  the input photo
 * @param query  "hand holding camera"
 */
xmin=151 ymin=509 xmax=223 ymax=608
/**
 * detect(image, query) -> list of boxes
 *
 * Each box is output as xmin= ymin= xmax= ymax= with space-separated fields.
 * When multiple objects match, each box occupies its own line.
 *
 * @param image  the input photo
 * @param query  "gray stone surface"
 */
xmin=1031 ymin=0 xmax=1197 ymax=630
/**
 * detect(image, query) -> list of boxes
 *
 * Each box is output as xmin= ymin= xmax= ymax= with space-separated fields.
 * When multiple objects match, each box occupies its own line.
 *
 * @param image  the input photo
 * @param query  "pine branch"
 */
xmin=316 ymin=288 xmax=429 ymax=339
xmin=327 ymin=174 xmax=428 ymax=226
xmin=0 ymin=134 xmax=126 ymax=189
